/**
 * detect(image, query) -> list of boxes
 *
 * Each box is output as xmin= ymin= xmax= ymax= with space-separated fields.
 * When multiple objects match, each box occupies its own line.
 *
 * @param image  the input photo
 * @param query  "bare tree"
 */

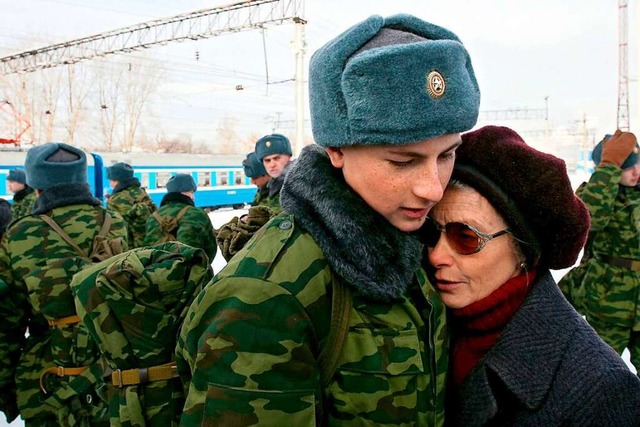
xmin=121 ymin=58 xmax=164 ymax=152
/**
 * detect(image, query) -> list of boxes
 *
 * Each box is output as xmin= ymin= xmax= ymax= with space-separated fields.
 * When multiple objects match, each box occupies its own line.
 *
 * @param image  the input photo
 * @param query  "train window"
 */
xmin=197 ymin=171 xmax=211 ymax=187
xmin=139 ymin=173 xmax=149 ymax=189
xmin=234 ymin=170 xmax=244 ymax=185
xmin=156 ymin=171 xmax=172 ymax=188
xmin=217 ymin=171 xmax=228 ymax=186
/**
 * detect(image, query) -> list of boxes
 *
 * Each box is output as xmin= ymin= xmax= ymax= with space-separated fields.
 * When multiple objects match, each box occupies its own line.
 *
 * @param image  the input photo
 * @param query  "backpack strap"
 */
xmin=318 ymin=271 xmax=352 ymax=387
xmin=175 ymin=205 xmax=190 ymax=222
xmin=39 ymin=214 xmax=89 ymax=260
xmin=40 ymin=210 xmax=114 ymax=261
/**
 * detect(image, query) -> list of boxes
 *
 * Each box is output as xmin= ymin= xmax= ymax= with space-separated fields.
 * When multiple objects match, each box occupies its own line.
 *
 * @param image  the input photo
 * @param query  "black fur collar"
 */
xmin=113 ymin=177 xmax=141 ymax=194
xmin=280 ymin=144 xmax=422 ymax=302
xmin=32 ymin=183 xmax=102 ymax=215
xmin=12 ymin=185 xmax=34 ymax=202
xmin=160 ymin=192 xmax=195 ymax=207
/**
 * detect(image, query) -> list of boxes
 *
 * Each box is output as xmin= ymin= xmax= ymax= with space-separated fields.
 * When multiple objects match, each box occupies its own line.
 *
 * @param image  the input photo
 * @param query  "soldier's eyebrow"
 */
xmin=387 ymin=139 xmax=462 ymax=158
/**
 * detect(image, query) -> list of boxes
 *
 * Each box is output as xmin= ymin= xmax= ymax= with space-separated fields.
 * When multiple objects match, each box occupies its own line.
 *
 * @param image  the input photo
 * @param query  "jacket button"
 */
xmin=279 ymin=220 xmax=292 ymax=230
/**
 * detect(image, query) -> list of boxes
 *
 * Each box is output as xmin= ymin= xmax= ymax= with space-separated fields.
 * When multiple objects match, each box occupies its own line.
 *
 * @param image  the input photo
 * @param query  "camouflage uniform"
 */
xmin=10 ymin=186 xmax=37 ymax=219
xmin=144 ymin=192 xmax=217 ymax=264
xmin=177 ymin=145 xmax=448 ymax=426
xmin=107 ymin=178 xmax=157 ymax=248
xmin=559 ymin=164 xmax=640 ymax=372
xmin=0 ymin=183 xmax=129 ymax=426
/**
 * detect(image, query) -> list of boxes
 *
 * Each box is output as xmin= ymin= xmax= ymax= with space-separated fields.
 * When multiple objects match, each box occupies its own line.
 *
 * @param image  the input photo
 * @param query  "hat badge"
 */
xmin=426 ymin=70 xmax=446 ymax=99
xmin=265 ymin=141 xmax=271 ymax=147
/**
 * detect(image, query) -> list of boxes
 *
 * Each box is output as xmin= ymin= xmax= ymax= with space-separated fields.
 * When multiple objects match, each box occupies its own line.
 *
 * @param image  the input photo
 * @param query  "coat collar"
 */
xmin=279 ymin=144 xmax=422 ymax=302
xmin=456 ymin=270 xmax=581 ymax=424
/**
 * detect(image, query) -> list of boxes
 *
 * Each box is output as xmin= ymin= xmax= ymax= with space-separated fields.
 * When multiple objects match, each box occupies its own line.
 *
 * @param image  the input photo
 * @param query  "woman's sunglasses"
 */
xmin=422 ymin=218 xmax=511 ymax=255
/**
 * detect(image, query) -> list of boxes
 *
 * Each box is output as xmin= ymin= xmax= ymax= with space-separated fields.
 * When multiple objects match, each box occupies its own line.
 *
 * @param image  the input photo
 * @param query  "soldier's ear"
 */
xmin=326 ymin=147 xmax=345 ymax=169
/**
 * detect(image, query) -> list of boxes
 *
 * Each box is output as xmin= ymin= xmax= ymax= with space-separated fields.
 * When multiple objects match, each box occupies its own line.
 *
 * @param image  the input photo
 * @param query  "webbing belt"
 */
xmin=111 ymin=363 xmax=179 ymax=388
xmin=47 ymin=315 xmax=81 ymax=327
xmin=599 ymin=254 xmax=640 ymax=271
xmin=39 ymin=365 xmax=89 ymax=394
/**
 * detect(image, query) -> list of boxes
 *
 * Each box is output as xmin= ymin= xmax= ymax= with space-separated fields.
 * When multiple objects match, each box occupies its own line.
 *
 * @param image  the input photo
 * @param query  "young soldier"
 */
xmin=106 ymin=162 xmax=157 ymax=248
xmin=242 ymin=151 xmax=271 ymax=207
xmin=0 ymin=143 xmax=128 ymax=426
xmin=144 ymin=173 xmax=217 ymax=263
xmin=6 ymin=168 xmax=37 ymax=218
xmin=177 ymin=14 xmax=480 ymax=425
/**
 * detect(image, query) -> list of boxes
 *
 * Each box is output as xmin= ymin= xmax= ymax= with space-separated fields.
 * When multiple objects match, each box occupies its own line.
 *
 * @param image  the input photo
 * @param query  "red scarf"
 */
xmin=450 ymin=269 xmax=537 ymax=385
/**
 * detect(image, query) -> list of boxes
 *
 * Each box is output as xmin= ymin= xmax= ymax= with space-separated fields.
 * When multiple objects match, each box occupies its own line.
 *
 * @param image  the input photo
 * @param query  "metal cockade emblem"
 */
xmin=265 ymin=140 xmax=271 ymax=147
xmin=427 ymin=70 xmax=446 ymax=99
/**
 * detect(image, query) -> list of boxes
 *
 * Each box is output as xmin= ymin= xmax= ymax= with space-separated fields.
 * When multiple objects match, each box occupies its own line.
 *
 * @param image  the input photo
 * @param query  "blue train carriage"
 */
xmin=103 ymin=163 xmax=257 ymax=210
xmin=1 ymin=150 xmax=257 ymax=210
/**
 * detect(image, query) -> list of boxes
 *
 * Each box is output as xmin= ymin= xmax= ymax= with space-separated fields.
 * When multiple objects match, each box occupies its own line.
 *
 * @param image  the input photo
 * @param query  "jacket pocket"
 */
xmin=327 ymin=327 xmax=426 ymax=425
xmin=204 ymin=383 xmax=316 ymax=426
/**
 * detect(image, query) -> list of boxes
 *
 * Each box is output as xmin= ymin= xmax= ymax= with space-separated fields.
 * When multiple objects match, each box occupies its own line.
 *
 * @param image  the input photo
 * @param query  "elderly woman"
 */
xmin=421 ymin=125 xmax=640 ymax=426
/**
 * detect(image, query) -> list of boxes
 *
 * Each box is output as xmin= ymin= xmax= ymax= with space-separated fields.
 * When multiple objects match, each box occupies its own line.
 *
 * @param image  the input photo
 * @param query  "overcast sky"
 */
xmin=0 ymin=0 xmax=637 ymax=152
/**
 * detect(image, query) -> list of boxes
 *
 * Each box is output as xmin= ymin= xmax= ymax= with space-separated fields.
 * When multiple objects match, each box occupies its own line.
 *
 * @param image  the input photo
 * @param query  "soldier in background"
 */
xmin=254 ymin=133 xmax=293 ymax=213
xmin=242 ymin=151 xmax=271 ymax=207
xmin=144 ymin=173 xmax=217 ymax=263
xmin=215 ymin=152 xmax=275 ymax=261
xmin=560 ymin=130 xmax=640 ymax=375
xmin=0 ymin=142 xmax=128 ymax=426
xmin=177 ymin=14 xmax=480 ymax=425
xmin=106 ymin=162 xmax=157 ymax=248
xmin=7 ymin=168 xmax=37 ymax=218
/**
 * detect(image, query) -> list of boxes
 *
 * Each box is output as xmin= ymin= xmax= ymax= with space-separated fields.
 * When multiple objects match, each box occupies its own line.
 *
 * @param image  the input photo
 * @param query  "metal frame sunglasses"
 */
xmin=422 ymin=218 xmax=511 ymax=255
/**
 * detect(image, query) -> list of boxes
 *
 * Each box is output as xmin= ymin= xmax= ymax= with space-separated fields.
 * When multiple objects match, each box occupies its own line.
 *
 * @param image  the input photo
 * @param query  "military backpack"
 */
xmin=151 ymin=205 xmax=190 ymax=243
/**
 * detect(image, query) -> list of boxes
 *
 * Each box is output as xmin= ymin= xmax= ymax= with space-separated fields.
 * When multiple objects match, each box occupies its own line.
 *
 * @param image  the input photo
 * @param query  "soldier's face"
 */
xmin=426 ymin=187 xmax=522 ymax=309
xmin=109 ymin=180 xmax=118 ymax=190
xmin=262 ymin=154 xmax=291 ymax=178
xmin=620 ymin=163 xmax=640 ymax=187
xmin=326 ymin=133 xmax=461 ymax=232
xmin=7 ymin=181 xmax=25 ymax=193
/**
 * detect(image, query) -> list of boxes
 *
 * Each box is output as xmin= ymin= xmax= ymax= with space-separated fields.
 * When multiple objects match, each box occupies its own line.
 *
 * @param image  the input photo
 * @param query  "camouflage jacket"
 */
xmin=10 ymin=186 xmax=37 ymax=219
xmin=559 ymin=164 xmax=640 ymax=329
xmin=107 ymin=178 xmax=157 ymax=248
xmin=144 ymin=192 xmax=217 ymax=263
xmin=71 ymin=242 xmax=213 ymax=427
xmin=176 ymin=145 xmax=448 ymax=426
xmin=0 ymin=183 xmax=128 ymax=425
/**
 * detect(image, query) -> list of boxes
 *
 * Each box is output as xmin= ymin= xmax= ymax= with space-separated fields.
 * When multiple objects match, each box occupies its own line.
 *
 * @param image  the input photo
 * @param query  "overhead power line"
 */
xmin=0 ymin=0 xmax=304 ymax=75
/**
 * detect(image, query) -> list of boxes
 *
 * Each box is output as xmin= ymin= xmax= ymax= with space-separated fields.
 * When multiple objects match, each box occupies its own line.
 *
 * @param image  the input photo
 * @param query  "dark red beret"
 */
xmin=454 ymin=125 xmax=590 ymax=269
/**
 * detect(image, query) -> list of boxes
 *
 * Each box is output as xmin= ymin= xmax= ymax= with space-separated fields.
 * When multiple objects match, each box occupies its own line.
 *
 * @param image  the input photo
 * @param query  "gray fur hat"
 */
xmin=7 ymin=168 xmax=26 ymax=184
xmin=166 ymin=173 xmax=197 ymax=193
xmin=309 ymin=14 xmax=480 ymax=148
xmin=107 ymin=162 xmax=134 ymax=181
xmin=24 ymin=142 xmax=87 ymax=190
xmin=255 ymin=134 xmax=292 ymax=161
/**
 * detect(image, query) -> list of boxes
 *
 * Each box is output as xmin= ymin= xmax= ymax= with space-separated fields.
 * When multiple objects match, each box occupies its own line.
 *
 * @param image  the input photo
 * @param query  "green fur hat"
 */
xmin=107 ymin=162 xmax=134 ymax=181
xmin=166 ymin=173 xmax=197 ymax=193
xmin=309 ymin=14 xmax=480 ymax=147
xmin=254 ymin=134 xmax=292 ymax=161
xmin=25 ymin=142 xmax=87 ymax=190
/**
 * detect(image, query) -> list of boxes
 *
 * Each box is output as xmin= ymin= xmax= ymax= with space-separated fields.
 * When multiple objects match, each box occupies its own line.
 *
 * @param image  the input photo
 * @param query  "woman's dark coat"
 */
xmin=451 ymin=270 xmax=640 ymax=426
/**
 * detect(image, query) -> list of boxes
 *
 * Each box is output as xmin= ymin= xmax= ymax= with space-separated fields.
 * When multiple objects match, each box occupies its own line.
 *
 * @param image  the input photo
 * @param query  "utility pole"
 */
xmin=292 ymin=16 xmax=307 ymax=157
xmin=617 ymin=0 xmax=630 ymax=130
